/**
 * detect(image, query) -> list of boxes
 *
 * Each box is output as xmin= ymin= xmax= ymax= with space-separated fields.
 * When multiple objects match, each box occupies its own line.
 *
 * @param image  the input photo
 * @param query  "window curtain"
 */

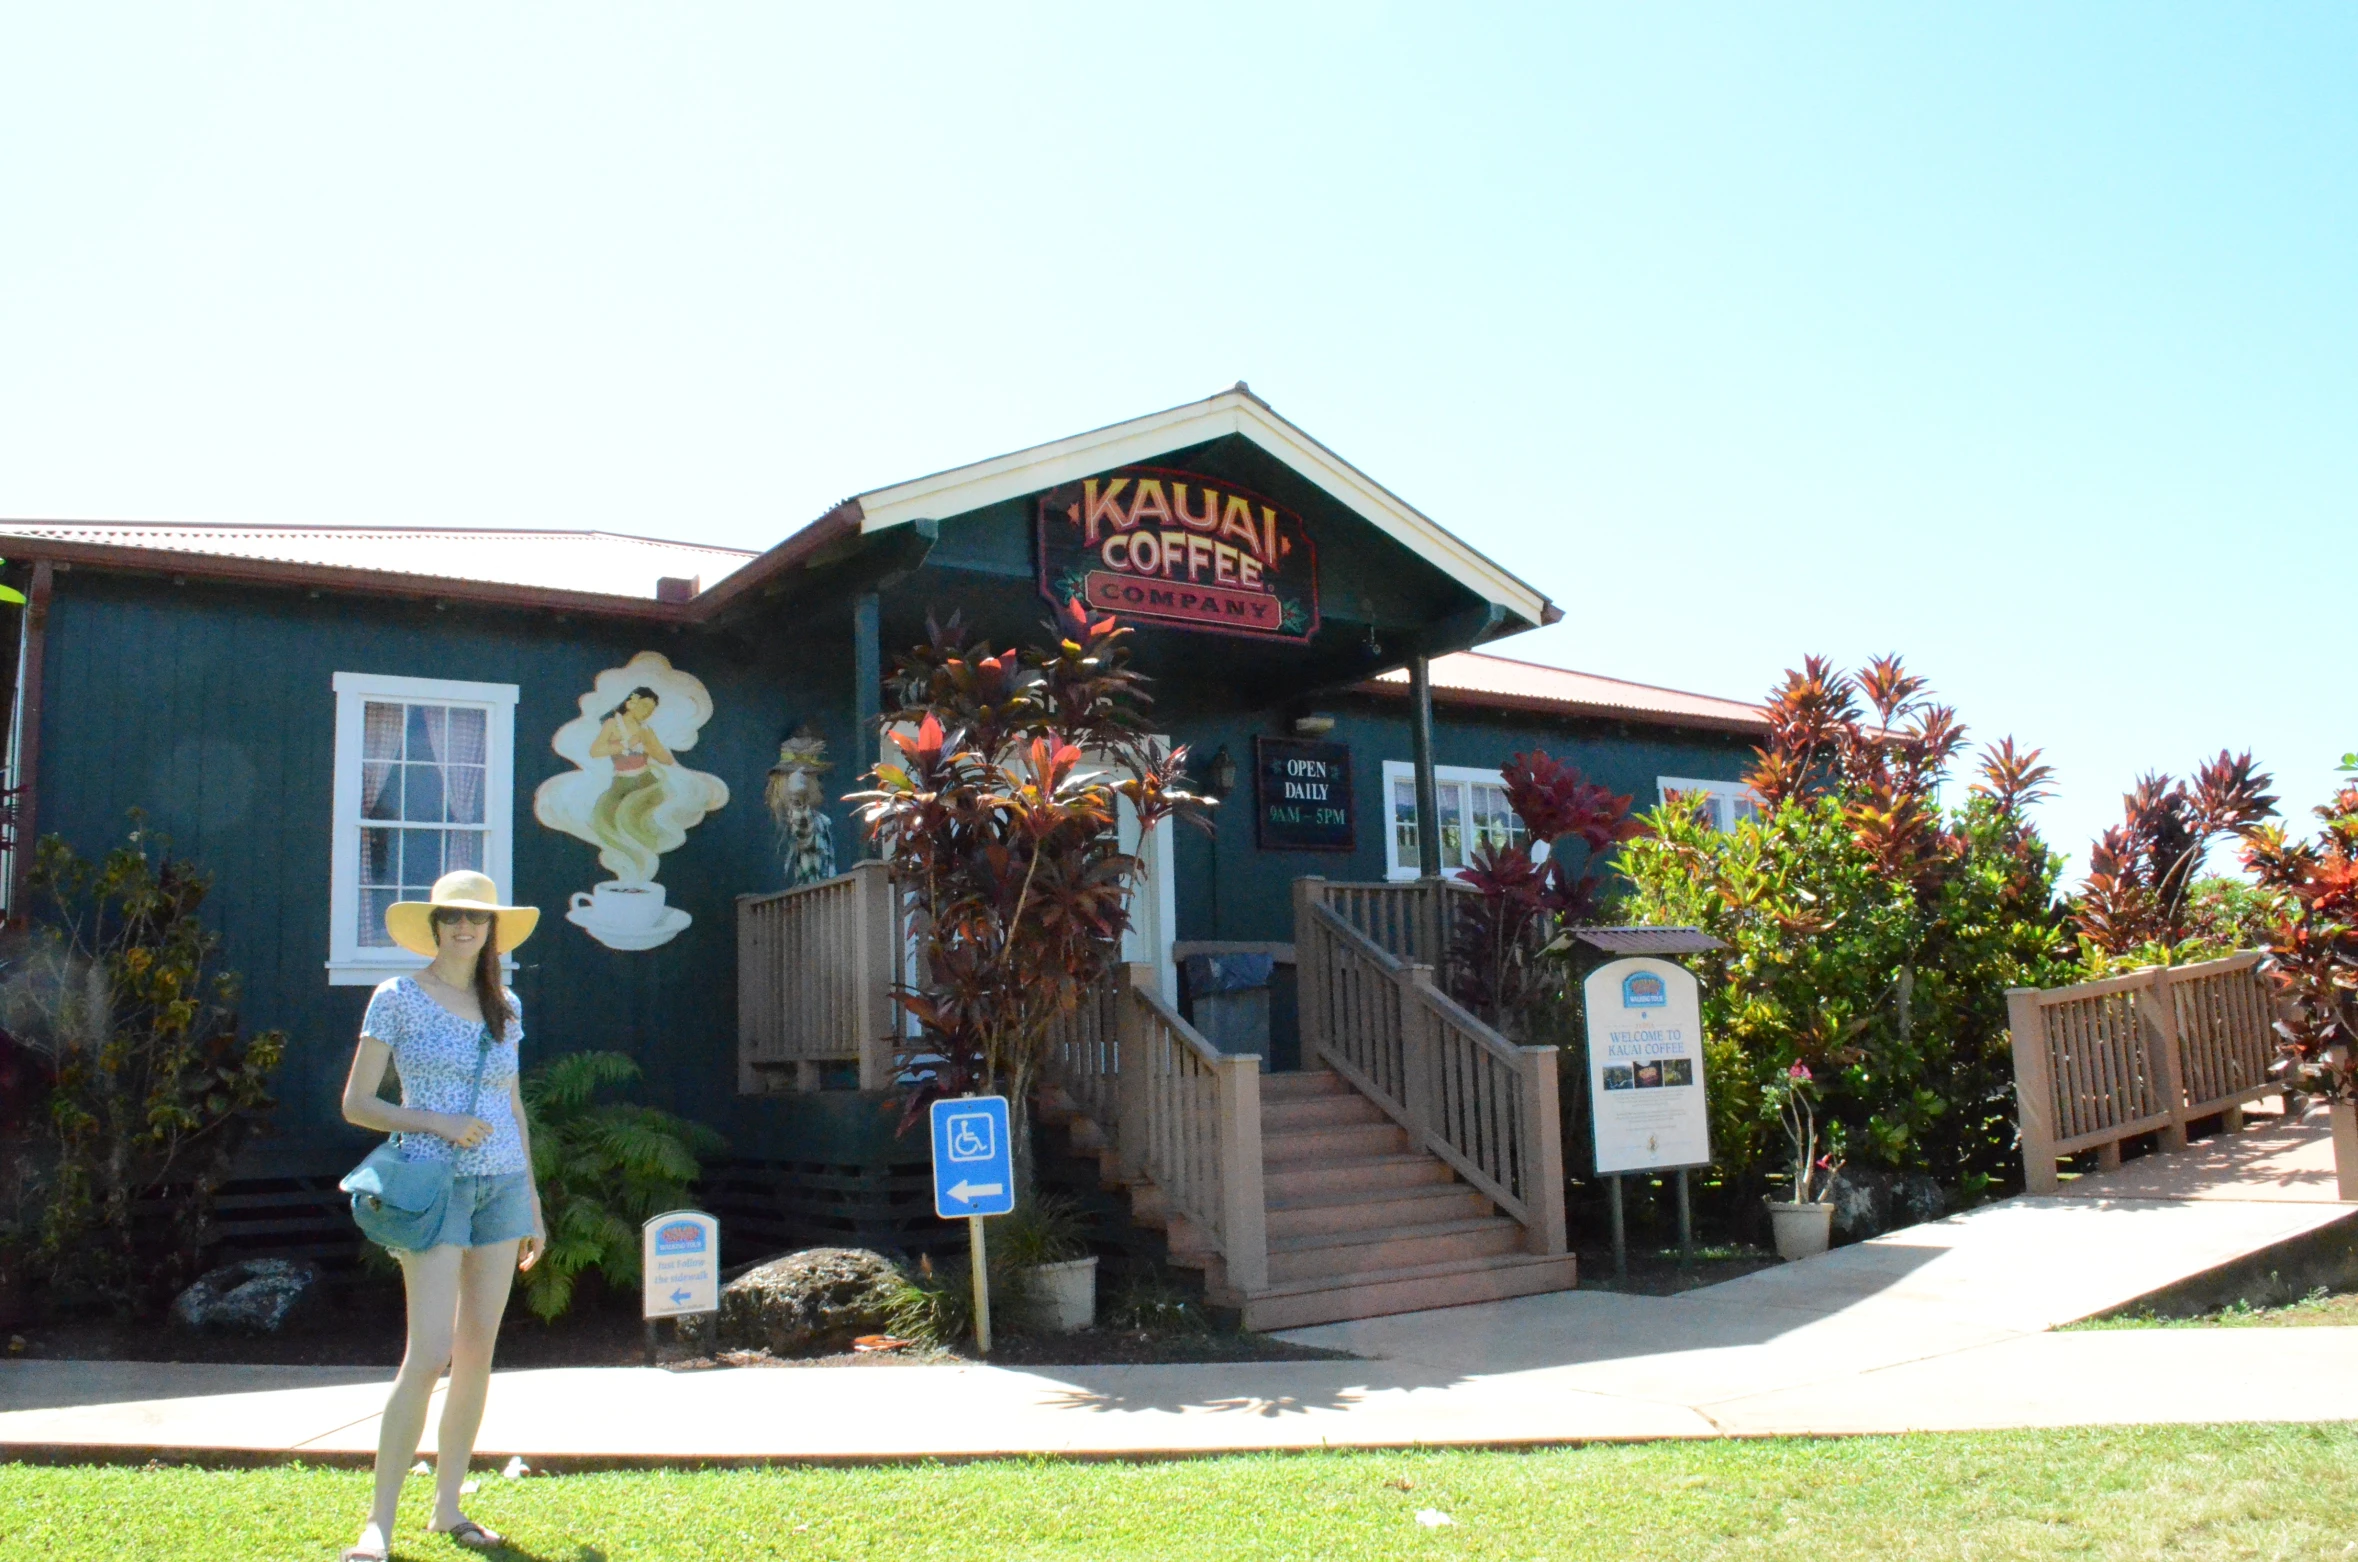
xmin=360 ymin=702 xmax=404 ymax=817
xmin=443 ymin=707 xmax=486 ymax=825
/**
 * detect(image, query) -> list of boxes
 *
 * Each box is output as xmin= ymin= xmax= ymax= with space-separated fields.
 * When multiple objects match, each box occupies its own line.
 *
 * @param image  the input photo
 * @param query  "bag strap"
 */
xmin=389 ymin=1018 xmax=501 ymax=1152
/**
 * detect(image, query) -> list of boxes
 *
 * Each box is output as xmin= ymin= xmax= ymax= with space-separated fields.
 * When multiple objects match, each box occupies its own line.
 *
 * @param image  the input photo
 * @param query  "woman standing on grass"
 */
xmin=338 ymin=870 xmax=544 ymax=1560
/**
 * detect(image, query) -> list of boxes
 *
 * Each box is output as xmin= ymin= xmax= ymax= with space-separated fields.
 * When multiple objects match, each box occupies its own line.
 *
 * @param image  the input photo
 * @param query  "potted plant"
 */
xmin=1763 ymin=1062 xmax=1844 ymax=1260
xmin=998 ymin=1192 xmax=1096 ymax=1332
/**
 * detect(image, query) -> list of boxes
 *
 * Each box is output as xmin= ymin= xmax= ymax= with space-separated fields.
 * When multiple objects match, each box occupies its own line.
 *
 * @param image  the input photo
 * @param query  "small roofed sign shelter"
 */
xmin=1571 ymin=927 xmax=1725 ymax=1280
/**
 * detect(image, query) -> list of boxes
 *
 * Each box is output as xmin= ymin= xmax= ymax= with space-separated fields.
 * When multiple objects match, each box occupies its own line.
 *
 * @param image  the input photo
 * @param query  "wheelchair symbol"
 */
xmin=946 ymin=1113 xmax=994 ymax=1163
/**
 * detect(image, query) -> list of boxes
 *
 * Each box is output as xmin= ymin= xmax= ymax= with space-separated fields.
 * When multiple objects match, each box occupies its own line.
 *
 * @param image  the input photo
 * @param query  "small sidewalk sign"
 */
xmin=930 ymin=1095 xmax=1015 ymax=1218
xmin=641 ymin=1209 xmax=720 ymax=1320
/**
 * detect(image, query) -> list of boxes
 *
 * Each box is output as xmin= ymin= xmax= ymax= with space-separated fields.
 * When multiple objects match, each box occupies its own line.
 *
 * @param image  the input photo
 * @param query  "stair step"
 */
xmin=1235 ymin=1252 xmax=1580 ymax=1332
xmin=1262 ymin=1153 xmax=1453 ymax=1200
xmin=1266 ymin=1216 xmax=1526 ymax=1283
xmin=1261 ymin=1122 xmax=1410 ymax=1163
xmin=1264 ymin=1182 xmax=1493 ymax=1239
xmin=1258 ymin=1070 xmax=1352 ymax=1101
xmin=1261 ymin=1093 xmax=1388 ymax=1131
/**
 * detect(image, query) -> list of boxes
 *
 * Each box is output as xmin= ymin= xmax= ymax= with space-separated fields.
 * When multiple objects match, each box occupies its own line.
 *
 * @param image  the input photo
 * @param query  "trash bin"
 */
xmin=1181 ymin=952 xmax=1275 ymax=1061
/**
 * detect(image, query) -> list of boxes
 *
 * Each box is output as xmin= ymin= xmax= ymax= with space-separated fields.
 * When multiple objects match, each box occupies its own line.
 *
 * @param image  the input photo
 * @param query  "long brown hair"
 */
xmin=434 ymin=912 xmax=515 ymax=1037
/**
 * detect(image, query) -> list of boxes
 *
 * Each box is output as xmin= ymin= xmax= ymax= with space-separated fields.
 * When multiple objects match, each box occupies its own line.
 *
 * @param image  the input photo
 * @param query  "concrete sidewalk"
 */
xmin=2 ymin=1111 xmax=2350 ymax=1462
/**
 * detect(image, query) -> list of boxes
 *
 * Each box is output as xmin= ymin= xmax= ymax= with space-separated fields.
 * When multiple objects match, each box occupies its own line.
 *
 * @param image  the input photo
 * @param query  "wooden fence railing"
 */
xmin=1306 ymin=875 xmax=1473 ymax=969
xmin=2007 ymin=952 xmax=2283 ymax=1193
xmin=1295 ymin=882 xmax=1566 ymax=1254
xmin=1046 ymin=963 xmax=1268 ymax=1294
xmin=736 ymin=859 xmax=899 ymax=1093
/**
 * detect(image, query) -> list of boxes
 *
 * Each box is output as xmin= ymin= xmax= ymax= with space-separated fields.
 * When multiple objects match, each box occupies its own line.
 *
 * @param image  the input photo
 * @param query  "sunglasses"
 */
xmin=431 ymin=909 xmax=495 ymax=926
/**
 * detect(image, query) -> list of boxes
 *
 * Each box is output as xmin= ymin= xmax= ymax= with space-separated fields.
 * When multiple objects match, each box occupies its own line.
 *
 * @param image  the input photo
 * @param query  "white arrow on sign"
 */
xmin=947 ymin=1180 xmax=1004 ymax=1202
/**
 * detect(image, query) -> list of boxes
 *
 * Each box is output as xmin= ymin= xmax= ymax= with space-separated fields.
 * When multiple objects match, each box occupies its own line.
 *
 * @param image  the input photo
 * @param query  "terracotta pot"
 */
xmin=1024 ymin=1256 xmax=1097 ymax=1332
xmin=1766 ymin=1200 xmax=1834 ymax=1261
xmin=2333 ymin=1101 xmax=2358 ymax=1204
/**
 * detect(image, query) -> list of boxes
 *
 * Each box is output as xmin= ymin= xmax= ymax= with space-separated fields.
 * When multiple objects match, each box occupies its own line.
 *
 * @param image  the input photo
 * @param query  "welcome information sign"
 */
xmin=1581 ymin=956 xmax=1711 ymax=1175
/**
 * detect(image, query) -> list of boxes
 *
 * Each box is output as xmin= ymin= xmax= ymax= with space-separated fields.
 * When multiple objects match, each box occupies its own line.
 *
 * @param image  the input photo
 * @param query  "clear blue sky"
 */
xmin=3 ymin=6 xmax=2349 ymax=871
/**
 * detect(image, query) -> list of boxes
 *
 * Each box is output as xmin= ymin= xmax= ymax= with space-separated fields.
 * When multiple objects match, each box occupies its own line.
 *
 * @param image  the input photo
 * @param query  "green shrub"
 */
xmin=1102 ymin=1272 xmax=1215 ymax=1336
xmin=1619 ymin=660 xmax=2073 ymax=1199
xmin=518 ymin=1051 xmax=724 ymax=1321
xmin=881 ymin=1250 xmax=1041 ymax=1349
xmin=0 ymin=821 xmax=285 ymax=1315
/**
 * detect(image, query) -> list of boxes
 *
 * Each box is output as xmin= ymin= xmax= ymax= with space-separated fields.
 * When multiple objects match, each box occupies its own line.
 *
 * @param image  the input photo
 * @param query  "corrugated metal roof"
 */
xmin=1363 ymin=651 xmax=1767 ymax=734
xmin=0 ymin=522 xmax=756 ymax=602
xmin=1566 ymin=927 xmax=1729 ymax=955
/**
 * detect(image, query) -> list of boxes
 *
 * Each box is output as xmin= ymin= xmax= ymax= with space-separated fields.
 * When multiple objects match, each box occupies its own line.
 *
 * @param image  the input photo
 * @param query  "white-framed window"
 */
xmin=1658 ymin=775 xmax=1763 ymax=832
xmin=1380 ymin=760 xmax=1535 ymax=881
xmin=327 ymin=672 xmax=518 ymax=986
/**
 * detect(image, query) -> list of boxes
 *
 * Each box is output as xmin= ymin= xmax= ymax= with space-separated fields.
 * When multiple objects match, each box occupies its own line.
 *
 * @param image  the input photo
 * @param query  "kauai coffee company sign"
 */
xmin=1255 ymin=737 xmax=1353 ymax=851
xmin=1036 ymin=467 xmax=1319 ymax=642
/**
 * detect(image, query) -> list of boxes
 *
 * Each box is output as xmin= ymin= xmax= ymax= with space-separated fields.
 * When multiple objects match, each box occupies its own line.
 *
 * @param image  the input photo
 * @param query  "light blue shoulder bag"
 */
xmin=341 ymin=1026 xmax=495 ymax=1251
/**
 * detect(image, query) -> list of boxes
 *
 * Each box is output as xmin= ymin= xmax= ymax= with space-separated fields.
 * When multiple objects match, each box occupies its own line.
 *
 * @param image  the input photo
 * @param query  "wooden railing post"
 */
xmin=1292 ymin=876 xmax=1327 ymax=1056
xmin=2008 ymin=986 xmax=2061 ymax=1195
xmin=1215 ymin=1054 xmax=1268 ymax=1294
xmin=736 ymin=893 xmax=763 ymax=1094
xmin=1114 ymin=963 xmax=1155 ymax=1183
xmin=1519 ymin=1043 xmax=1568 ymax=1256
xmin=2146 ymin=967 xmax=2190 ymax=1151
xmin=1399 ymin=960 xmax=1436 ymax=1145
xmin=850 ymin=860 xmax=898 ymax=1092
xmin=1415 ymin=877 xmax=1447 ymax=972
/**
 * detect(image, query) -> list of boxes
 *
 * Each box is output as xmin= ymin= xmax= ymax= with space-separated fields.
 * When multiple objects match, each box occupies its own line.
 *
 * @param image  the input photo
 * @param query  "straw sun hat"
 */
xmin=384 ymin=870 xmax=541 ymax=958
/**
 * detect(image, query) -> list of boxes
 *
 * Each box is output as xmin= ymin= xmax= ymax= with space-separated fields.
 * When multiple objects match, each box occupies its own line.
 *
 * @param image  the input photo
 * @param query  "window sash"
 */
xmin=1657 ymin=775 xmax=1763 ymax=833
xmin=1382 ymin=762 xmax=1529 ymax=881
xmin=329 ymin=673 xmax=516 ymax=984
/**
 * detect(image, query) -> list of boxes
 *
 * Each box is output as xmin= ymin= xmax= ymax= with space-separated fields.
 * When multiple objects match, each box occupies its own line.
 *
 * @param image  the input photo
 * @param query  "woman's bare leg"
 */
xmin=358 ymin=1246 xmax=463 ymax=1552
xmin=432 ymin=1238 xmax=521 ymax=1530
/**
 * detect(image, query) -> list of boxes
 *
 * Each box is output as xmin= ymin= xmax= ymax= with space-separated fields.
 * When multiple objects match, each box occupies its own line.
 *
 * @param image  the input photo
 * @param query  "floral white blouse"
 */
xmin=361 ymin=976 xmax=527 ymax=1176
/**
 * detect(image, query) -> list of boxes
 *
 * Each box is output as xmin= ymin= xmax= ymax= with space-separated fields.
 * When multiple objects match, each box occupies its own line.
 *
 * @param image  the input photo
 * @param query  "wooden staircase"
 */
xmin=1044 ymin=877 xmax=1576 ymax=1333
xmin=1226 ymin=1070 xmax=1577 ymax=1329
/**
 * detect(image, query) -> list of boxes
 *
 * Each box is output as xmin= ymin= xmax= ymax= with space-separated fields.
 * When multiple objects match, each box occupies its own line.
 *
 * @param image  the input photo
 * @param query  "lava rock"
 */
xmin=169 ymin=1258 xmax=327 ymax=1335
xmin=1891 ymin=1174 xmax=1948 ymax=1228
xmin=717 ymin=1247 xmax=899 ymax=1357
xmin=1826 ymin=1168 xmax=1892 ymax=1242
xmin=1827 ymin=1169 xmax=1950 ymax=1242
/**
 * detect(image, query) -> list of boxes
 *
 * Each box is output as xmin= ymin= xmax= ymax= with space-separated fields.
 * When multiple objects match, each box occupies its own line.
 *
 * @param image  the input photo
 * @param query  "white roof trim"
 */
xmin=850 ymin=388 xmax=1553 ymax=628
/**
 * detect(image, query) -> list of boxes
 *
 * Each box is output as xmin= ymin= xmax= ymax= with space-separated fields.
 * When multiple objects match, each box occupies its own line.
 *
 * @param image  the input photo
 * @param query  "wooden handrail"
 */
xmin=1048 ymin=965 xmax=1269 ymax=1296
xmin=1297 ymin=875 xmax=1473 ymax=968
xmin=736 ymin=859 xmax=899 ymax=1093
xmin=2009 ymin=952 xmax=2282 ymax=1193
xmin=1297 ymin=897 xmax=1567 ymax=1255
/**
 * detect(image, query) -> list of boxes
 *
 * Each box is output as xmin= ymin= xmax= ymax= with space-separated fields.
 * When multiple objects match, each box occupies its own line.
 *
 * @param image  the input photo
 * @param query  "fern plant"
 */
xmin=518 ymin=1051 xmax=724 ymax=1321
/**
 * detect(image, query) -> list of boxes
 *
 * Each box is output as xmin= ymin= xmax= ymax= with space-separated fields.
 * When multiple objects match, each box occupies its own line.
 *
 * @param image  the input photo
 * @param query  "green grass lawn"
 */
xmin=6 ymin=1425 xmax=2358 ymax=1560
xmin=2067 ymin=1285 xmax=2358 ymax=1331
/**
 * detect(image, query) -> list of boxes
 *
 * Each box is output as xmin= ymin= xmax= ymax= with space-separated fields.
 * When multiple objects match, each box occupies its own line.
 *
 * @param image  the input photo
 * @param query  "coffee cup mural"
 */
xmin=534 ymin=651 xmax=727 ymax=951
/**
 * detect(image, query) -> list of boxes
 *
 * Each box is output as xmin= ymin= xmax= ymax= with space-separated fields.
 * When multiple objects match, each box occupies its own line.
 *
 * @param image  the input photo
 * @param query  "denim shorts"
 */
xmin=406 ymin=1171 xmax=537 ymax=1252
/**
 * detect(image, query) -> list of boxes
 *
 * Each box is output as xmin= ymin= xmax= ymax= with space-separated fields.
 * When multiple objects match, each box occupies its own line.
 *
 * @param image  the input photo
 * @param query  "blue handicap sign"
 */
xmin=930 ymin=1095 xmax=1015 ymax=1219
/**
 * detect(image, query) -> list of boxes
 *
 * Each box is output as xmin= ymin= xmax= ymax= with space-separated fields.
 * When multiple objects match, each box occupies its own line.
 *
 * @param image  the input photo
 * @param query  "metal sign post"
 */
xmin=1571 ymin=933 xmax=1725 ymax=1289
xmin=930 ymin=1095 xmax=1015 ymax=1354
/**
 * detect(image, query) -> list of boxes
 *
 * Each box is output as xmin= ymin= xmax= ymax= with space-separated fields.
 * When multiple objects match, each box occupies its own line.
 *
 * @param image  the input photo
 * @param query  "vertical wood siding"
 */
xmin=31 ymin=574 xmax=855 ymax=1176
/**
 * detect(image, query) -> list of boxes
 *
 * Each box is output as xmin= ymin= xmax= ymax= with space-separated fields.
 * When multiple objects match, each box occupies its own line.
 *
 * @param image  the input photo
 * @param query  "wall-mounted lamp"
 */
xmin=1203 ymin=744 xmax=1238 ymax=798
xmin=1291 ymin=714 xmax=1336 ymax=738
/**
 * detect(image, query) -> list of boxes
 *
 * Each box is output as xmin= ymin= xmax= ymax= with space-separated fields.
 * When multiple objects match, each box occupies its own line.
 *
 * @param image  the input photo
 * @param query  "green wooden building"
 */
xmin=0 ymin=388 xmax=1762 ymax=1324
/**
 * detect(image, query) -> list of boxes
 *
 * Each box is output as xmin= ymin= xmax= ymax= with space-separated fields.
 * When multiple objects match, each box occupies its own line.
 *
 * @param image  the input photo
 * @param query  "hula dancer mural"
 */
xmin=764 ymin=726 xmax=836 ymax=887
xmin=533 ymin=651 xmax=728 ymax=950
